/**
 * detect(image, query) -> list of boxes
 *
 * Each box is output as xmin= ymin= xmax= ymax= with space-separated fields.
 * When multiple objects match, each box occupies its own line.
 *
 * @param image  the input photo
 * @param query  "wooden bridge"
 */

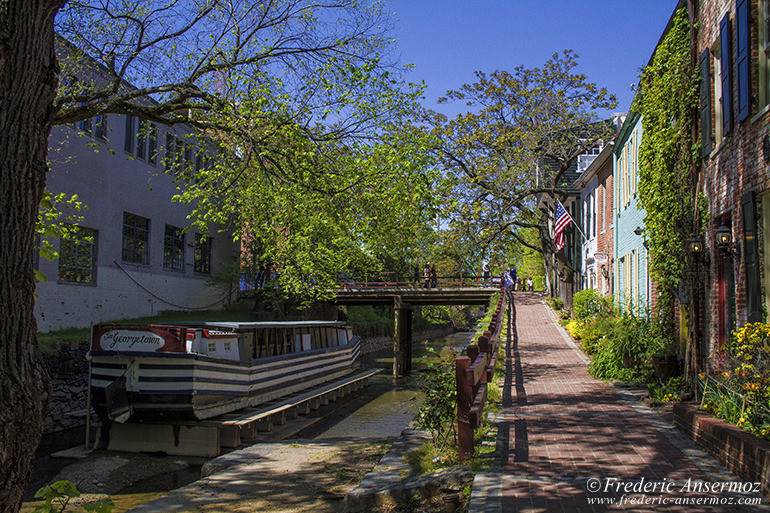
xmin=330 ymin=275 xmax=502 ymax=378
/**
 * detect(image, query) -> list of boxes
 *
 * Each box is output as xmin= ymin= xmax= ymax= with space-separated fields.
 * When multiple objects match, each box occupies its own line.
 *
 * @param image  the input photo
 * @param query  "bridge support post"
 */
xmin=393 ymin=296 xmax=413 ymax=377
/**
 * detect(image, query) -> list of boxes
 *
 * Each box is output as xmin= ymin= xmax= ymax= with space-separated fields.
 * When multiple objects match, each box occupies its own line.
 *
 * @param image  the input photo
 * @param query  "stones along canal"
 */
xmin=23 ymin=330 xmax=475 ymax=510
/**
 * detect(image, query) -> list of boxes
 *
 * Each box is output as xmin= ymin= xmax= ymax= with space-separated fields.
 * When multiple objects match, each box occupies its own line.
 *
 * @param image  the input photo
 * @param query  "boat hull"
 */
xmin=90 ymin=337 xmax=361 ymax=421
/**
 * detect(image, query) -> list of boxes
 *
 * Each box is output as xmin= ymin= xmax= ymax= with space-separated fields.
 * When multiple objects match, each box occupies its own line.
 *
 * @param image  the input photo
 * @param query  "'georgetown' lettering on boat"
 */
xmin=101 ymin=330 xmax=165 ymax=351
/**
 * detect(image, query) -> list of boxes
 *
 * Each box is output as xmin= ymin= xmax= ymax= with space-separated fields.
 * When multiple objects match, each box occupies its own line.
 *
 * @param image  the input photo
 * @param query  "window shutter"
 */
xmin=700 ymin=49 xmax=713 ymax=158
xmin=737 ymin=0 xmax=751 ymax=121
xmin=720 ymin=13 xmax=734 ymax=133
xmin=741 ymin=191 xmax=762 ymax=322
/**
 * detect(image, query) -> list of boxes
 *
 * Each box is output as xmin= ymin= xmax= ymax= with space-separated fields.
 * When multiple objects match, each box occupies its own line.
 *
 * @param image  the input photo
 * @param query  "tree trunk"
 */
xmin=0 ymin=2 xmax=63 ymax=510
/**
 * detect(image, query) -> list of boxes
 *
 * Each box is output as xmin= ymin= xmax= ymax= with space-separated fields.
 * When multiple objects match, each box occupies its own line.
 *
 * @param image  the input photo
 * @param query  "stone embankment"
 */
xmin=42 ymin=341 xmax=90 ymax=434
xmin=360 ymin=327 xmax=457 ymax=354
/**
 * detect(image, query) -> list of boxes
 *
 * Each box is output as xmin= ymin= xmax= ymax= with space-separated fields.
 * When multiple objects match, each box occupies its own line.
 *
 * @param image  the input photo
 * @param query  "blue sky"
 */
xmin=386 ymin=0 xmax=678 ymax=118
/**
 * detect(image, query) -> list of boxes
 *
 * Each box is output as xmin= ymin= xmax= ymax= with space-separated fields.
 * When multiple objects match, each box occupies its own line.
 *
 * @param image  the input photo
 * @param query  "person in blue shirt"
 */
xmin=509 ymin=266 xmax=517 ymax=287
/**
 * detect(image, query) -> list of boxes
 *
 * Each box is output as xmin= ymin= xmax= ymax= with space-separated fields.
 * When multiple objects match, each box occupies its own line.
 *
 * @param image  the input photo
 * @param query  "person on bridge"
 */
xmin=413 ymin=265 xmax=420 ymax=286
xmin=482 ymin=262 xmax=490 ymax=287
xmin=430 ymin=265 xmax=437 ymax=288
xmin=423 ymin=263 xmax=432 ymax=289
xmin=509 ymin=265 xmax=517 ymax=288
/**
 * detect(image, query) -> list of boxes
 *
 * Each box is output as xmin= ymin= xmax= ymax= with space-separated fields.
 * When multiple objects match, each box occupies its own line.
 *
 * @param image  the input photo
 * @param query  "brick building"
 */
xmin=696 ymin=0 xmax=770 ymax=357
xmin=574 ymin=142 xmax=615 ymax=297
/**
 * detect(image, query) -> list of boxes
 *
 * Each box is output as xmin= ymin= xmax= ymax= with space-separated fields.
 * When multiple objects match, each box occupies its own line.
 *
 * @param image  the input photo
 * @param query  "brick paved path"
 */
xmin=497 ymin=292 xmax=765 ymax=513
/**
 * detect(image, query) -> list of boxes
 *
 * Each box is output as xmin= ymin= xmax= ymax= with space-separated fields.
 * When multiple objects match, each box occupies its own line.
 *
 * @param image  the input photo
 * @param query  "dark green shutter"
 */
xmin=741 ymin=191 xmax=762 ymax=322
xmin=720 ymin=13 xmax=734 ymax=133
xmin=737 ymin=0 xmax=751 ymax=121
xmin=700 ymin=49 xmax=713 ymax=158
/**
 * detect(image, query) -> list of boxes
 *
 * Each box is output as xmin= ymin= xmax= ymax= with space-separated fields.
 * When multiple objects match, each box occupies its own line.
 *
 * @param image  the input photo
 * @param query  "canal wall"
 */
xmin=42 ymin=341 xmax=90 ymax=434
xmin=360 ymin=326 xmax=458 ymax=354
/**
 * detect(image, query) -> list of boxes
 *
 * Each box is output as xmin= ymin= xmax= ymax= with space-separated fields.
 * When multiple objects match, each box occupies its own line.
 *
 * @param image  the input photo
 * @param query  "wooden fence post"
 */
xmin=456 ymin=356 xmax=473 ymax=462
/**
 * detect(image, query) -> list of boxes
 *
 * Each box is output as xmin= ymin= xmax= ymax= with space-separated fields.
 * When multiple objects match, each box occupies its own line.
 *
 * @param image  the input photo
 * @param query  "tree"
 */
xmin=424 ymin=51 xmax=616 ymax=293
xmin=0 ymin=1 xmax=432 ymax=509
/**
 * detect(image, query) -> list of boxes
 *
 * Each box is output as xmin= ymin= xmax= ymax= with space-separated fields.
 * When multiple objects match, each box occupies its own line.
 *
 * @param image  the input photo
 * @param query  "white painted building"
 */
xmin=35 ymin=54 xmax=237 ymax=331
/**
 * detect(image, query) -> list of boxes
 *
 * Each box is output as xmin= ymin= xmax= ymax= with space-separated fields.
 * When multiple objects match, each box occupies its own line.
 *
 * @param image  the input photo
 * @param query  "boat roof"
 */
xmin=156 ymin=321 xmax=349 ymax=330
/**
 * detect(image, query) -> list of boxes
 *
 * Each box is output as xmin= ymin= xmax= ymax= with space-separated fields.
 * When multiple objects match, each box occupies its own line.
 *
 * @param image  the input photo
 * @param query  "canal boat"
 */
xmin=88 ymin=320 xmax=361 ymax=422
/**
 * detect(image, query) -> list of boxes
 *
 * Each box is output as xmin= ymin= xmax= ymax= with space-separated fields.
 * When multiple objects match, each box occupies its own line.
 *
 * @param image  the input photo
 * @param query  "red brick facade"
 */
xmin=596 ymin=161 xmax=615 ymax=297
xmin=697 ymin=0 xmax=770 ymax=360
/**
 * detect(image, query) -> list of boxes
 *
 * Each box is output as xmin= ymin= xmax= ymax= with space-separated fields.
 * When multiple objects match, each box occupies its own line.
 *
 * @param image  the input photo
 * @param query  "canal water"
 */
xmin=301 ymin=330 xmax=475 ymax=440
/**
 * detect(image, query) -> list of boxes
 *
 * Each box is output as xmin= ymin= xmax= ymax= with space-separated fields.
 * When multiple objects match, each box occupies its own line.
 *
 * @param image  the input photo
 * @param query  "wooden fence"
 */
xmin=455 ymin=290 xmax=506 ymax=461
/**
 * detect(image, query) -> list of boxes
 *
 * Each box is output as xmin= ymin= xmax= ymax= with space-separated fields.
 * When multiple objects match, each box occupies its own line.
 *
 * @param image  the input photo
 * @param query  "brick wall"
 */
xmin=697 ymin=0 xmax=770 ymax=360
xmin=597 ymin=162 xmax=614 ymax=296
xmin=674 ymin=403 xmax=770 ymax=499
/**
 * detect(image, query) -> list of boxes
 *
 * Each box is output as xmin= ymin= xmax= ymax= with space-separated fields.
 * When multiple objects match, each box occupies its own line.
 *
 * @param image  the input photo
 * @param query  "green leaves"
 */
xmin=427 ymin=51 xmax=616 ymax=268
xmin=635 ymin=8 xmax=698 ymax=330
xmin=33 ymin=480 xmax=114 ymax=513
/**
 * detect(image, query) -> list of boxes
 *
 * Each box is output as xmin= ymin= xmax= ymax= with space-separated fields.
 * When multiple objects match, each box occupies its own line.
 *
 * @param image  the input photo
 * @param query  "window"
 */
xmin=148 ymin=124 xmax=158 ymax=165
xmin=194 ymin=234 xmax=211 ymax=274
xmin=59 ymin=226 xmax=97 ymax=284
xmin=712 ymin=44 xmax=724 ymax=146
xmin=124 ymin=115 xmax=135 ymax=154
xmin=136 ymin=118 xmax=147 ymax=160
xmin=94 ymin=114 xmax=108 ymax=141
xmin=122 ymin=212 xmax=150 ymax=264
xmin=163 ymin=224 xmax=185 ymax=271
xmin=700 ymin=48 xmax=713 ymax=158
xmin=165 ymin=133 xmax=176 ymax=172
xmin=78 ymin=115 xmax=92 ymax=134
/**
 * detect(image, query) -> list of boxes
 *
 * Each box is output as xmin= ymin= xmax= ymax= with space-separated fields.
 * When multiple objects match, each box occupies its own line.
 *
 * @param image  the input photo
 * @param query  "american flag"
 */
xmin=553 ymin=201 xmax=574 ymax=251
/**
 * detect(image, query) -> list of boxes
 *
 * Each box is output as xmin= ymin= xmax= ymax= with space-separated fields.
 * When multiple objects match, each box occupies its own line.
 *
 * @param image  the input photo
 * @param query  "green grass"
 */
xmin=37 ymin=300 xmax=254 ymax=353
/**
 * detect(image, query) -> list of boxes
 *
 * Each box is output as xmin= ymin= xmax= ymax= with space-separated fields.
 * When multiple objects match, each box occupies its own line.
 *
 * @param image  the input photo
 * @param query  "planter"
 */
xmin=673 ymin=402 xmax=770 ymax=500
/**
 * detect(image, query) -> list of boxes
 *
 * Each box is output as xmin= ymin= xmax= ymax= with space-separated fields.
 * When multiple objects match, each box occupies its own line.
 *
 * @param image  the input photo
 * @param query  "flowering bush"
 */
xmin=701 ymin=323 xmax=770 ymax=441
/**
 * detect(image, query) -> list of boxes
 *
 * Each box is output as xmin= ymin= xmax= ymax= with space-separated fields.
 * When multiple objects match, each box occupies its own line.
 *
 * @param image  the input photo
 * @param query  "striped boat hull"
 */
xmin=90 ymin=337 xmax=362 ymax=421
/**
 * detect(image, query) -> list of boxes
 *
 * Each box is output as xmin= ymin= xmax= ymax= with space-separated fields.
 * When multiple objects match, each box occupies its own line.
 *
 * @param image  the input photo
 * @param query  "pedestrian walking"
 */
xmin=423 ymin=263 xmax=431 ymax=289
xmin=527 ymin=277 xmax=534 ymax=291
xmin=430 ymin=265 xmax=437 ymax=288
xmin=413 ymin=265 xmax=420 ymax=286
xmin=482 ymin=262 xmax=490 ymax=287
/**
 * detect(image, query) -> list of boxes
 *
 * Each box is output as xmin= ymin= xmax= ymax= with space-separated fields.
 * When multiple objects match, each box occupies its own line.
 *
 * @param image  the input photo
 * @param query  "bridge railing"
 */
xmin=456 ymin=290 xmax=506 ymax=461
xmin=338 ymin=271 xmax=502 ymax=290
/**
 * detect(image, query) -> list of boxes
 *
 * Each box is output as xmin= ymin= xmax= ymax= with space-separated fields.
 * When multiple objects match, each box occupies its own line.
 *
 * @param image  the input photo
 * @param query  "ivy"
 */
xmin=635 ymin=8 xmax=699 ymax=333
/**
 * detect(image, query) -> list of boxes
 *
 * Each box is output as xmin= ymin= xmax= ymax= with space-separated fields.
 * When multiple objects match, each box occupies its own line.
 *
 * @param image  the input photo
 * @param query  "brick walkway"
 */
xmin=495 ymin=292 xmax=766 ymax=513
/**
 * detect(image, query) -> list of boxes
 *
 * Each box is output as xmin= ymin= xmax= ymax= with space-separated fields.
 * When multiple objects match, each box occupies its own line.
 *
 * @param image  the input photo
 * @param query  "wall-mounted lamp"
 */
xmin=689 ymin=235 xmax=704 ymax=254
xmin=633 ymin=226 xmax=644 ymax=236
xmin=715 ymin=223 xmax=741 ymax=261
xmin=601 ymin=264 xmax=609 ymax=279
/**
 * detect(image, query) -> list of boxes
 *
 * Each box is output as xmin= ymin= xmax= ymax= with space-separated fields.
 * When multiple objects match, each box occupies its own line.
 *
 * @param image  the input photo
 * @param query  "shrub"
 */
xmin=546 ymin=297 xmax=564 ymax=310
xmin=565 ymin=319 xmax=583 ymax=339
xmin=588 ymin=312 xmax=671 ymax=384
xmin=572 ymin=289 xmax=613 ymax=321
xmin=701 ymin=323 xmax=770 ymax=440
xmin=579 ymin=314 xmax=617 ymax=355
xmin=648 ymin=376 xmax=687 ymax=403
